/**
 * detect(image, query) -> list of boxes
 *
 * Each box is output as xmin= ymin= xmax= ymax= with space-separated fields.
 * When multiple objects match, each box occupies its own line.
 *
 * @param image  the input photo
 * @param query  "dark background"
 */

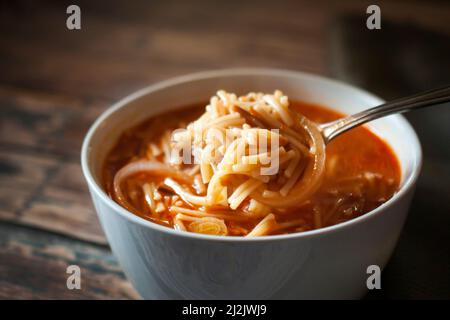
xmin=0 ymin=0 xmax=449 ymax=299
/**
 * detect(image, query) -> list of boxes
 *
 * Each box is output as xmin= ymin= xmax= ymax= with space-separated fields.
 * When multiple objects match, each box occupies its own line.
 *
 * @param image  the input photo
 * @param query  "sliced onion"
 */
xmin=113 ymin=160 xmax=191 ymax=212
xmin=188 ymin=217 xmax=228 ymax=235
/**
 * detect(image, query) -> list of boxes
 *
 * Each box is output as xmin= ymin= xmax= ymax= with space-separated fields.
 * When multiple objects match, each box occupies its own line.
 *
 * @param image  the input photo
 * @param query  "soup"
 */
xmin=103 ymin=90 xmax=400 ymax=236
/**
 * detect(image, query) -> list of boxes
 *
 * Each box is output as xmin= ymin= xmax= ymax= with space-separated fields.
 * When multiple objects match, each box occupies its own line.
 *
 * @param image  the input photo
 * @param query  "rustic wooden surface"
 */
xmin=0 ymin=0 xmax=449 ymax=299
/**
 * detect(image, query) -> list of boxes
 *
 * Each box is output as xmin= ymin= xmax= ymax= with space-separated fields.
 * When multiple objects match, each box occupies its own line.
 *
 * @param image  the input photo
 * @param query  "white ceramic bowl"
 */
xmin=81 ymin=68 xmax=422 ymax=299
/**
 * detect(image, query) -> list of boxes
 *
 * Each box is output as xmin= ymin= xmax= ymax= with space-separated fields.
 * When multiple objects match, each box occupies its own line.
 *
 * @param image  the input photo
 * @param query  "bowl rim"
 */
xmin=81 ymin=67 xmax=422 ymax=243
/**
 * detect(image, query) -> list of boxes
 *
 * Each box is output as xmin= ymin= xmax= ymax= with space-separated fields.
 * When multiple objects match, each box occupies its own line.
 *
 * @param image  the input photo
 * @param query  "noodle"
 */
xmin=246 ymin=214 xmax=277 ymax=237
xmin=106 ymin=90 xmax=400 ymax=237
xmin=117 ymin=90 xmax=325 ymax=235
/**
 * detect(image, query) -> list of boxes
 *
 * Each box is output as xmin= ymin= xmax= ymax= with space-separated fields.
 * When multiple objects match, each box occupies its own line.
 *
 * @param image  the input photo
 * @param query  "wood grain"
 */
xmin=0 ymin=223 xmax=138 ymax=299
xmin=0 ymin=0 xmax=329 ymax=100
xmin=0 ymin=87 xmax=107 ymax=244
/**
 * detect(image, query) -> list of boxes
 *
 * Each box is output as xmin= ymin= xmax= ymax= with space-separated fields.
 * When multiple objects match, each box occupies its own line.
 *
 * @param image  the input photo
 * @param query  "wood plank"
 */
xmin=0 ymin=149 xmax=58 ymax=217
xmin=23 ymin=161 xmax=106 ymax=244
xmin=0 ymin=222 xmax=139 ymax=299
xmin=0 ymin=86 xmax=107 ymax=244
xmin=0 ymin=0 xmax=327 ymax=100
xmin=1 ymin=0 xmax=447 ymax=100
xmin=0 ymin=148 xmax=105 ymax=244
xmin=0 ymin=86 xmax=108 ymax=159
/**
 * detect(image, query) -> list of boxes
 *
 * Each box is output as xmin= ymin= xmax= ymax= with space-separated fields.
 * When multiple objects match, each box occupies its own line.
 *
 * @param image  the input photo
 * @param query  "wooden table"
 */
xmin=1 ymin=0 xmax=449 ymax=299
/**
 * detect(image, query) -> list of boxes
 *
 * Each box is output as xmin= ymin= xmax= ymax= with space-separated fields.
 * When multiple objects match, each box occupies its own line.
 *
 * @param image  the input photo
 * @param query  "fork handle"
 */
xmin=318 ymin=85 xmax=450 ymax=144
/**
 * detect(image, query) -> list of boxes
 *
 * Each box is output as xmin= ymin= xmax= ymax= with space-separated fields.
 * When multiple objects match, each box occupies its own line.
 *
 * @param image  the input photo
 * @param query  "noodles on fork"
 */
xmin=111 ymin=90 xmax=325 ymax=236
xmin=107 ymin=90 xmax=399 ymax=237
